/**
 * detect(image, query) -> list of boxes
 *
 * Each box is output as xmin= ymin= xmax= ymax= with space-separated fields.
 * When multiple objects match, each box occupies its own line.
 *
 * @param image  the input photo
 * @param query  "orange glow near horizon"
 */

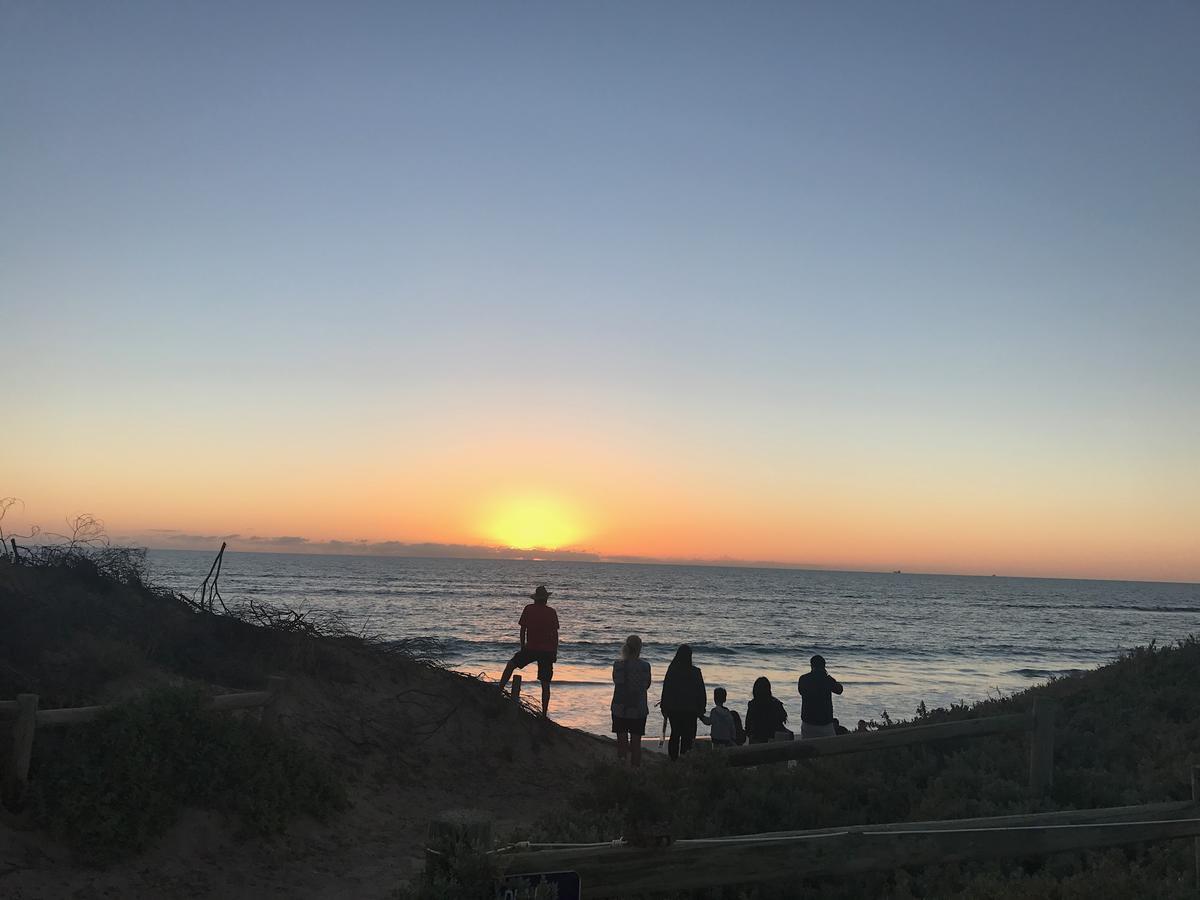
xmin=4 ymin=3 xmax=1200 ymax=588
xmin=3 ymin=406 xmax=1199 ymax=583
xmin=481 ymin=494 xmax=588 ymax=551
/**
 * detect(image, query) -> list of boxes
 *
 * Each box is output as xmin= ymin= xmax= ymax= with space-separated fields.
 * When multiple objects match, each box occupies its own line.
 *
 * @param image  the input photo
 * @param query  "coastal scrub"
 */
xmin=30 ymin=686 xmax=346 ymax=864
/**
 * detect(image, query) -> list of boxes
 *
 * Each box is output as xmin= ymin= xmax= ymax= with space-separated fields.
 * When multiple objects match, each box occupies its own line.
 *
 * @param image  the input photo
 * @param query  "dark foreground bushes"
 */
xmin=0 ymin=549 xmax=442 ymax=708
xmin=30 ymin=686 xmax=346 ymax=863
xmin=524 ymin=755 xmax=1195 ymax=899
xmin=516 ymin=637 xmax=1200 ymax=898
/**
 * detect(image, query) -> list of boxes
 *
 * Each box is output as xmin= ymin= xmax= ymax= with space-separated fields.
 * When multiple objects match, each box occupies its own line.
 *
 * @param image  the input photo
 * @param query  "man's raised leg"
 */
xmin=498 ymin=656 xmax=519 ymax=692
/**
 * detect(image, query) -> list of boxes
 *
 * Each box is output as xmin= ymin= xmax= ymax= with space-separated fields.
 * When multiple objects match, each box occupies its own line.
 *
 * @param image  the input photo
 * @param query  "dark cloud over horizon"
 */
xmin=115 ymin=529 xmax=605 ymax=562
xmin=110 ymin=529 xmax=829 ymax=571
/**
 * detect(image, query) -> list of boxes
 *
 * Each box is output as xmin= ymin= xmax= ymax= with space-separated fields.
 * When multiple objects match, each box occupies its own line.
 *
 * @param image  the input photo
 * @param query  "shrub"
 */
xmin=522 ymin=638 xmax=1200 ymax=897
xmin=30 ymin=686 xmax=346 ymax=864
xmin=23 ymin=542 xmax=151 ymax=589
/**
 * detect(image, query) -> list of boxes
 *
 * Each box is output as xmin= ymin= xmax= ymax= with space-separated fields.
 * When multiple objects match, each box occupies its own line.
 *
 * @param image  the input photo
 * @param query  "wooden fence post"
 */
xmin=511 ymin=674 xmax=522 ymax=702
xmin=726 ymin=712 xmax=1029 ymax=767
xmin=1028 ymin=698 xmax=1056 ymax=796
xmin=427 ymin=809 xmax=494 ymax=882
xmin=1192 ymin=765 xmax=1200 ymax=894
xmin=261 ymin=676 xmax=287 ymax=730
xmin=4 ymin=693 xmax=39 ymax=807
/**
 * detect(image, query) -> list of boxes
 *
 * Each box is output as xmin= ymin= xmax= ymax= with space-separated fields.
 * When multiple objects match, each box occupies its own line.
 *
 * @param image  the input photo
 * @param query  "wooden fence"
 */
xmin=1 ymin=677 xmax=286 ymax=807
xmin=429 ymin=699 xmax=1169 ymax=897
xmin=724 ymin=699 xmax=1057 ymax=796
xmin=482 ymin=793 xmax=1200 ymax=898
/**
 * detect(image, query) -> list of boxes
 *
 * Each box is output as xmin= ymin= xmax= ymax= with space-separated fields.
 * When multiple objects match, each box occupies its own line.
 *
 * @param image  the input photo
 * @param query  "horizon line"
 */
xmin=116 ymin=537 xmax=1200 ymax=588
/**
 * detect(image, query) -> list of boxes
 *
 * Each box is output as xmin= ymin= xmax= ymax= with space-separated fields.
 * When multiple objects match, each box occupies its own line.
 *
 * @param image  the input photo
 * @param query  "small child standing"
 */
xmin=702 ymin=687 xmax=742 ymax=747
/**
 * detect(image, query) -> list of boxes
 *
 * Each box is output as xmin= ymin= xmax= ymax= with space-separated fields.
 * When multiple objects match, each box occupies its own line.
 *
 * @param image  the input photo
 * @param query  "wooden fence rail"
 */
xmin=490 ymin=796 xmax=1200 ymax=898
xmin=2 ymin=677 xmax=286 ymax=807
xmin=725 ymin=699 xmax=1057 ymax=796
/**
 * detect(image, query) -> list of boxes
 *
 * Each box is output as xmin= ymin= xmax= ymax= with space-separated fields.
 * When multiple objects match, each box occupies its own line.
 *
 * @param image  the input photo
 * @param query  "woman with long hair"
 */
xmin=611 ymin=634 xmax=652 ymax=767
xmin=659 ymin=643 xmax=706 ymax=760
xmin=745 ymin=676 xmax=789 ymax=744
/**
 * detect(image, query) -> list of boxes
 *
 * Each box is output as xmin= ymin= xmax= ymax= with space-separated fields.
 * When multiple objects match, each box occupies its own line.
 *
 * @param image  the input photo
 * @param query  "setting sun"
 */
xmin=483 ymin=495 xmax=586 ymax=551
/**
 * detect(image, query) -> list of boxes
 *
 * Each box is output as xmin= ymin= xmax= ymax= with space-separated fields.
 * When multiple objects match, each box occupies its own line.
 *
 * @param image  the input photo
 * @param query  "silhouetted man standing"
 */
xmin=499 ymin=585 xmax=559 ymax=716
xmin=796 ymin=654 xmax=843 ymax=739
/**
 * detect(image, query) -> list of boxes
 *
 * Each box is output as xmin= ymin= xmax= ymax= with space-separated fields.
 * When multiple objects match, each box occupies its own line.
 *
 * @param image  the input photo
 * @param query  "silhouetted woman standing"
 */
xmin=660 ymin=644 xmax=706 ymax=760
xmin=611 ymin=635 xmax=652 ymax=767
xmin=745 ymin=676 xmax=789 ymax=744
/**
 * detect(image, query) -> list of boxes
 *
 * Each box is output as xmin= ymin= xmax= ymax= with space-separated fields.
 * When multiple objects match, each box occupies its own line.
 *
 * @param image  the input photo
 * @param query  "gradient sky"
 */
xmin=3 ymin=2 xmax=1198 ymax=581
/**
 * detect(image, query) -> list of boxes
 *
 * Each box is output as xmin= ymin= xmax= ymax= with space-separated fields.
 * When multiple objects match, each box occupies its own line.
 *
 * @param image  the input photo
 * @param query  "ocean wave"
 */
xmin=430 ymin=636 xmax=1113 ymax=663
xmin=1007 ymin=667 xmax=1086 ymax=679
xmin=1090 ymin=604 xmax=1199 ymax=614
xmin=312 ymin=586 xmax=467 ymax=598
xmin=997 ymin=602 xmax=1199 ymax=614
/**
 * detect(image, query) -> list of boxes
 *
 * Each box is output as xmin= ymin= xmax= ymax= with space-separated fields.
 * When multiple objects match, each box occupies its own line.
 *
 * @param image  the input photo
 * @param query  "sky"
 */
xmin=2 ymin=2 xmax=1198 ymax=582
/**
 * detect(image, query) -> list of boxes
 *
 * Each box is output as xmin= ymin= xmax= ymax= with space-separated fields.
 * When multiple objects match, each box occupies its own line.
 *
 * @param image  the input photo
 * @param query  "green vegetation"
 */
xmin=0 ymin=544 xmax=439 ymax=709
xmin=30 ymin=686 xmax=347 ymax=864
xmin=522 ymin=637 xmax=1200 ymax=898
xmin=0 ymin=547 xmax=372 ymax=866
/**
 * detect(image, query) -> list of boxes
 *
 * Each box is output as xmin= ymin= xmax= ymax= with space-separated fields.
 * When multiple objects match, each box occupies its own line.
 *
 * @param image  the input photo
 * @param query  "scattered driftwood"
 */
xmin=192 ymin=541 xmax=229 ymax=614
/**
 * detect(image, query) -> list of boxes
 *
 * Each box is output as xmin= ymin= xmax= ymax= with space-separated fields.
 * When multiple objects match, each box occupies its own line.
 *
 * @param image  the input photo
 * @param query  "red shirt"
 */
xmin=519 ymin=603 xmax=559 ymax=653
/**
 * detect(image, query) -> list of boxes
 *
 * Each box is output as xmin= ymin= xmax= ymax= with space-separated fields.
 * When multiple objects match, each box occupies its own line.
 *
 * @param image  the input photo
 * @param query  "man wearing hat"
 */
xmin=796 ymin=654 xmax=844 ymax=739
xmin=499 ymin=585 xmax=559 ymax=716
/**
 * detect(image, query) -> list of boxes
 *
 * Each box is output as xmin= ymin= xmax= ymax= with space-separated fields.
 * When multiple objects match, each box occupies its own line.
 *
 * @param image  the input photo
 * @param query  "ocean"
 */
xmin=147 ymin=550 xmax=1200 ymax=737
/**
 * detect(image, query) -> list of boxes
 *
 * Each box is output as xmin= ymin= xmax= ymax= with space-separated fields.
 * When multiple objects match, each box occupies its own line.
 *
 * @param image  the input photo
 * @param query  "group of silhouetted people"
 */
xmin=637 ymin=643 xmax=843 ymax=763
xmin=494 ymin=585 xmax=847 ymax=765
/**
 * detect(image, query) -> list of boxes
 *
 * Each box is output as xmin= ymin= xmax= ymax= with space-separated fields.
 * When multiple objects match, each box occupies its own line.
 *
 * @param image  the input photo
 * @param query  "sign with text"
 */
xmin=496 ymin=870 xmax=581 ymax=900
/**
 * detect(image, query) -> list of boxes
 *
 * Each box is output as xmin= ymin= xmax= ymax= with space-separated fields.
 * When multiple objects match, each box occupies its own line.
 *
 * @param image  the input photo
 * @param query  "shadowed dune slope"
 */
xmin=0 ymin=558 xmax=610 ymax=898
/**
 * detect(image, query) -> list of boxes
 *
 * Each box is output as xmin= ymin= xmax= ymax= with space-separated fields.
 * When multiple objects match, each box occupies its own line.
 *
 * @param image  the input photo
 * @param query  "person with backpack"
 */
xmin=611 ymin=634 xmax=652 ymax=767
xmin=660 ymin=644 xmax=706 ymax=760
xmin=745 ymin=676 xmax=789 ymax=743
